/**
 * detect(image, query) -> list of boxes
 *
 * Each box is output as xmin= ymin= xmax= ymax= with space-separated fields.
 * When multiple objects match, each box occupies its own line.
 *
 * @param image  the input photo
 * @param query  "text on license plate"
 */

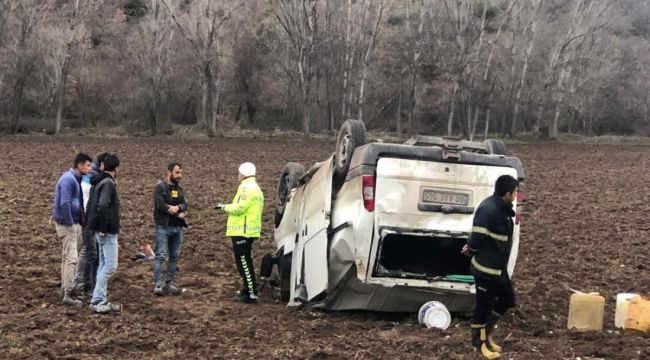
xmin=421 ymin=189 xmax=469 ymax=206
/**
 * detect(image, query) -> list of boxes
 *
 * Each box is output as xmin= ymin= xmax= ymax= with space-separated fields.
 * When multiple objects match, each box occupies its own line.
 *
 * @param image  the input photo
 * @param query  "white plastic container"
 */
xmin=418 ymin=301 xmax=451 ymax=330
xmin=616 ymin=293 xmax=639 ymax=329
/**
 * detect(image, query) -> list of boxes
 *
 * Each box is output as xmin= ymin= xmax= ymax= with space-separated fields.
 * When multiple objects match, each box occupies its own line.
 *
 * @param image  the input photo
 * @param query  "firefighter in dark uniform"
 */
xmin=461 ymin=175 xmax=519 ymax=359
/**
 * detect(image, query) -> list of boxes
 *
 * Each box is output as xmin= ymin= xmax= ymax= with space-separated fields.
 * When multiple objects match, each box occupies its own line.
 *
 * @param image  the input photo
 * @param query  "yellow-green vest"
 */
xmin=223 ymin=177 xmax=264 ymax=238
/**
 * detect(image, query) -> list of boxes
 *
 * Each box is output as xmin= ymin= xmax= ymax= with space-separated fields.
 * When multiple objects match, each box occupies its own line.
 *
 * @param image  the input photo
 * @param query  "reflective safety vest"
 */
xmin=223 ymin=177 xmax=264 ymax=238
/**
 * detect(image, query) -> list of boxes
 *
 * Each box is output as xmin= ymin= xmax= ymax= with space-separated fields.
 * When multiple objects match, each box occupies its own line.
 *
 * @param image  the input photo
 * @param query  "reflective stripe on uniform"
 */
xmin=227 ymin=225 xmax=262 ymax=233
xmin=471 ymin=256 xmax=503 ymax=276
xmin=472 ymin=226 xmax=508 ymax=242
xmin=240 ymin=255 xmax=255 ymax=295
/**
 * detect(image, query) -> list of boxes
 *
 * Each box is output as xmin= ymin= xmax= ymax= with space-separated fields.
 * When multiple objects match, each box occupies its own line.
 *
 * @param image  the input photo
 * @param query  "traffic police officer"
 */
xmin=216 ymin=162 xmax=264 ymax=304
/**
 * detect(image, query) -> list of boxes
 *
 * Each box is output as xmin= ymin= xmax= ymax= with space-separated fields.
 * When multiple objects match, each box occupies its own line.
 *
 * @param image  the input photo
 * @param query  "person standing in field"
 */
xmin=461 ymin=175 xmax=519 ymax=359
xmin=86 ymin=154 xmax=122 ymax=314
xmin=74 ymin=152 xmax=109 ymax=298
xmin=215 ymin=162 xmax=264 ymax=304
xmin=52 ymin=153 xmax=92 ymax=306
xmin=152 ymin=162 xmax=188 ymax=296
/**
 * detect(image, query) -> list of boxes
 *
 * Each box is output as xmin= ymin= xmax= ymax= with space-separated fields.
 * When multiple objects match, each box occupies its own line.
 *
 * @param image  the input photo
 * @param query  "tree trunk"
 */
xmin=341 ymin=0 xmax=352 ymax=121
xmin=397 ymin=80 xmax=403 ymax=136
xmin=549 ymin=64 xmax=571 ymax=139
xmin=512 ymin=21 xmax=536 ymax=136
xmin=10 ymin=80 xmax=25 ymax=134
xmin=484 ymin=82 xmax=495 ymax=139
xmin=204 ymin=62 xmax=216 ymax=137
xmin=447 ymin=81 xmax=459 ymax=136
xmin=550 ymin=100 xmax=562 ymax=139
xmin=534 ymin=88 xmax=546 ymax=134
xmin=54 ymin=52 xmax=72 ymax=135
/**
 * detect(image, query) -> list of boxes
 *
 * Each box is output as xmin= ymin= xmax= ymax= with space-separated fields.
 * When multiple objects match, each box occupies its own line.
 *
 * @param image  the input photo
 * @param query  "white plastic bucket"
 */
xmin=418 ymin=301 xmax=451 ymax=330
xmin=615 ymin=293 xmax=639 ymax=329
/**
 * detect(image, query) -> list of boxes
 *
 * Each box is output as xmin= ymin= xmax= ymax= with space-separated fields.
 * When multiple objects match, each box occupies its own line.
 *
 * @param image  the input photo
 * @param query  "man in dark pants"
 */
xmin=152 ymin=162 xmax=188 ymax=296
xmin=216 ymin=162 xmax=264 ymax=304
xmin=461 ymin=175 xmax=519 ymax=359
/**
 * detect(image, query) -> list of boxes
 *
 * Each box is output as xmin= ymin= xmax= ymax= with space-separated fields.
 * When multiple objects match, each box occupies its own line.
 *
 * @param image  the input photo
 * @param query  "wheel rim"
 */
xmin=337 ymin=133 xmax=351 ymax=169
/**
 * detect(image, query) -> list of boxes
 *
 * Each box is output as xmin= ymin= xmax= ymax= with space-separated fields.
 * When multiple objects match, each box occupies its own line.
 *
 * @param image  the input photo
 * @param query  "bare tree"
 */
xmin=1 ymin=1 xmax=50 ymax=133
xmin=271 ymin=0 xmax=319 ymax=135
xmin=40 ymin=0 xmax=105 ymax=134
xmin=163 ymin=0 xmax=244 ymax=136
xmin=510 ymin=0 xmax=542 ymax=136
xmin=127 ymin=0 xmax=176 ymax=134
xmin=440 ymin=0 xmax=485 ymax=137
xmin=548 ymin=1 xmax=611 ymax=139
xmin=401 ymin=0 xmax=425 ymax=135
xmin=357 ymin=1 xmax=384 ymax=123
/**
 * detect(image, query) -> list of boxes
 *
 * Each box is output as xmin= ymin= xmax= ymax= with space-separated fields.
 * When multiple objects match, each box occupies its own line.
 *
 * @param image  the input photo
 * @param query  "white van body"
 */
xmin=274 ymin=137 xmax=524 ymax=312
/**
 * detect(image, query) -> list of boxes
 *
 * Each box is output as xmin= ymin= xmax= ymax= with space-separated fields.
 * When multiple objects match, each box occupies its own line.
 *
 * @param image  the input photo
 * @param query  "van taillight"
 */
xmin=362 ymin=175 xmax=375 ymax=212
xmin=515 ymin=190 xmax=523 ymax=225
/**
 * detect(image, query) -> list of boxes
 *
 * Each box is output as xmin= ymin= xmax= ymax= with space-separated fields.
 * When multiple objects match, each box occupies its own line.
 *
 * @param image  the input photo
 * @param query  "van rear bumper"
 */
xmin=318 ymin=269 xmax=475 ymax=313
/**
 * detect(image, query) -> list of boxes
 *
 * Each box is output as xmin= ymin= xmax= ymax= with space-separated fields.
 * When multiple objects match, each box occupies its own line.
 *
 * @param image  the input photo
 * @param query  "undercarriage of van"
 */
xmin=374 ymin=228 xmax=472 ymax=281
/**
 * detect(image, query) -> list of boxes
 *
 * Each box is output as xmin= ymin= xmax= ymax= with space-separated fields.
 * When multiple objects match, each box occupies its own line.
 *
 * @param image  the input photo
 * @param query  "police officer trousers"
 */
xmin=231 ymin=237 xmax=258 ymax=298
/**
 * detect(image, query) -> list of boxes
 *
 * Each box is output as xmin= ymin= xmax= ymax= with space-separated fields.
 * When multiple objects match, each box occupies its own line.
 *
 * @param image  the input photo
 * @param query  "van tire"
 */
xmin=275 ymin=162 xmax=305 ymax=227
xmin=279 ymin=253 xmax=292 ymax=302
xmin=334 ymin=119 xmax=366 ymax=179
xmin=485 ymin=139 xmax=507 ymax=155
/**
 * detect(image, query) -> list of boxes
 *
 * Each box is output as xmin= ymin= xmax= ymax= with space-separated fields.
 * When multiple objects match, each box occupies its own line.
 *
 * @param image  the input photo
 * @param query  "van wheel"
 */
xmin=275 ymin=162 xmax=305 ymax=227
xmin=334 ymin=119 xmax=366 ymax=180
xmin=279 ymin=253 xmax=292 ymax=302
xmin=485 ymin=139 xmax=506 ymax=155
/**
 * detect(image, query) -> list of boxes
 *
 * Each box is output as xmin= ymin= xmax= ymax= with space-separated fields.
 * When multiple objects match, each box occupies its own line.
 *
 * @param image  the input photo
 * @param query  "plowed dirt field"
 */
xmin=1 ymin=136 xmax=649 ymax=359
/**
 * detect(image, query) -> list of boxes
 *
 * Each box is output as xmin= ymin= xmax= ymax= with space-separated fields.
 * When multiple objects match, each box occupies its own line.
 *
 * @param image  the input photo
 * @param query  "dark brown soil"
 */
xmin=1 ymin=136 xmax=650 ymax=359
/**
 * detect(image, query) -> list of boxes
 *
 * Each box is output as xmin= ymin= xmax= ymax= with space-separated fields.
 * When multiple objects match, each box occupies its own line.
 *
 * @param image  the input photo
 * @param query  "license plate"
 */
xmin=421 ymin=188 xmax=469 ymax=206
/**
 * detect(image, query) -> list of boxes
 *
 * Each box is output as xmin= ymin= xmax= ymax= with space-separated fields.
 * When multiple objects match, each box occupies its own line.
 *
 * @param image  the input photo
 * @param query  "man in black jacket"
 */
xmin=152 ymin=162 xmax=188 ymax=296
xmin=86 ymin=154 xmax=121 ymax=314
xmin=74 ymin=152 xmax=110 ymax=297
xmin=461 ymin=175 xmax=519 ymax=359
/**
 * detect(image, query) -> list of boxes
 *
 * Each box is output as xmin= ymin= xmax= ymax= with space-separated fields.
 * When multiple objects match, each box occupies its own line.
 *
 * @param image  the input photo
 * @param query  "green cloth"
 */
xmin=446 ymin=274 xmax=475 ymax=282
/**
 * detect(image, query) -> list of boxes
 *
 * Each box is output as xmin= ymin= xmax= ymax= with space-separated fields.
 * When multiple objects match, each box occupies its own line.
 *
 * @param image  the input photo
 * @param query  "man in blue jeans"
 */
xmin=152 ymin=162 xmax=188 ymax=296
xmin=74 ymin=152 xmax=109 ymax=297
xmin=85 ymin=154 xmax=121 ymax=314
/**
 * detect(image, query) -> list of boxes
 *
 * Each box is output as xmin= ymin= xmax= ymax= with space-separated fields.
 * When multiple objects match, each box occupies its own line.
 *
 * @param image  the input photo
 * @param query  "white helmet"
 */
xmin=238 ymin=162 xmax=256 ymax=177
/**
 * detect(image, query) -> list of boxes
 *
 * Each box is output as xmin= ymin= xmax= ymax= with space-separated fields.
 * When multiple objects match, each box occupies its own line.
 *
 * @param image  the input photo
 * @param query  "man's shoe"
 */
xmin=153 ymin=284 xmax=165 ymax=296
xmin=105 ymin=302 xmax=122 ymax=312
xmin=62 ymin=291 xmax=83 ymax=306
xmin=167 ymin=284 xmax=182 ymax=296
xmin=233 ymin=294 xmax=258 ymax=304
xmin=90 ymin=301 xmax=121 ymax=314
xmin=90 ymin=302 xmax=111 ymax=314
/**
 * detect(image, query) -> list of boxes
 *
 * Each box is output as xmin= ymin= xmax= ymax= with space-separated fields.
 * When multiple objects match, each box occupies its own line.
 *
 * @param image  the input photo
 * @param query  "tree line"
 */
xmin=0 ymin=0 xmax=648 ymax=138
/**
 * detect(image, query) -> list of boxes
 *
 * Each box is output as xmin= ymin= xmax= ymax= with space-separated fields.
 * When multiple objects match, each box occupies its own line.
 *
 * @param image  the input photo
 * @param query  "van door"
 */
xmin=291 ymin=156 xmax=334 ymax=301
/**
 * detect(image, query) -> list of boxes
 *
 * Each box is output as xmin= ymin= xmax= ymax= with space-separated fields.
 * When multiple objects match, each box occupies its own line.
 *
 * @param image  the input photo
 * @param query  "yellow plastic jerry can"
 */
xmin=567 ymin=292 xmax=605 ymax=331
xmin=624 ymin=296 xmax=650 ymax=333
